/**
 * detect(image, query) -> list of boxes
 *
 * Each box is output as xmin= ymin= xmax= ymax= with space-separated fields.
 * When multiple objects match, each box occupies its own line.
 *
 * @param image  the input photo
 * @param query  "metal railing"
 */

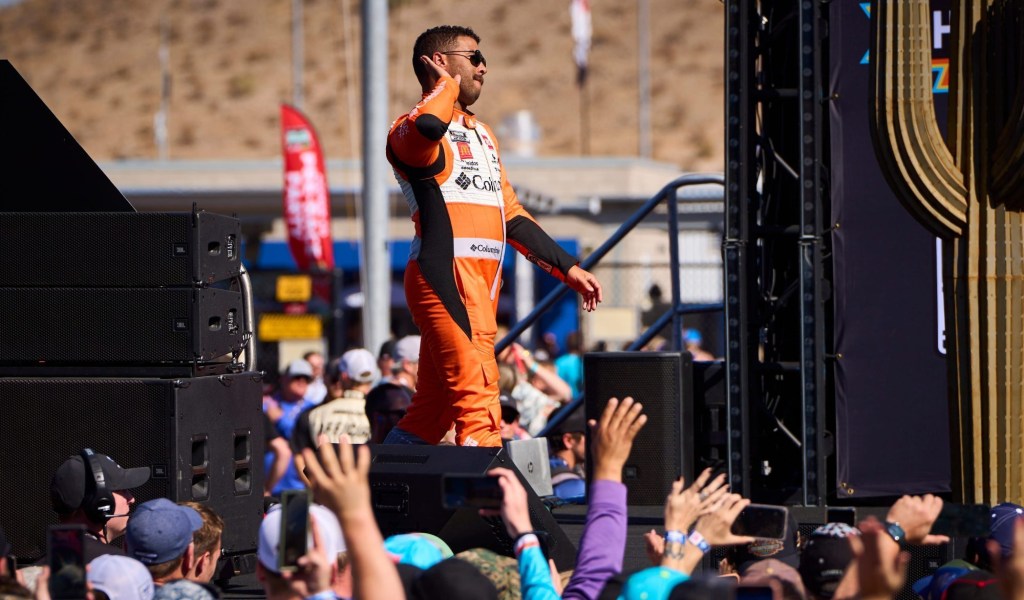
xmin=494 ymin=173 xmax=726 ymax=435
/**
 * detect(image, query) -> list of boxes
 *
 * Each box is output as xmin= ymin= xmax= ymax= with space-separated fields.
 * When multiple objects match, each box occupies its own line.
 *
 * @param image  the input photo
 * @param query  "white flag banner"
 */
xmin=570 ymin=0 xmax=591 ymax=85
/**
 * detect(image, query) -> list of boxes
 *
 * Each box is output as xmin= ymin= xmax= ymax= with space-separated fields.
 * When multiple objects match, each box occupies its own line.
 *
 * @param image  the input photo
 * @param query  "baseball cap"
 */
xmin=912 ymin=560 xmax=977 ymax=600
xmin=88 ymin=555 xmax=154 ymax=600
xmin=340 ymin=348 xmax=379 ymax=383
xmin=395 ymin=336 xmax=421 ymax=363
xmin=257 ymin=503 xmax=346 ymax=574
xmin=799 ymin=523 xmax=860 ymax=599
xmin=379 ymin=339 xmax=397 ymax=360
xmin=385 ymin=533 xmax=446 ymax=570
xmin=548 ymin=405 xmax=587 ymax=436
xmin=282 ymin=358 xmax=314 ymax=379
xmin=126 ymin=498 xmax=203 ymax=564
xmin=51 ymin=453 xmax=151 ymax=514
xmin=741 ymin=558 xmax=807 ymax=599
xmin=410 ymin=557 xmax=499 ymax=600
xmin=499 ymin=394 xmax=520 ymax=423
xmin=989 ymin=502 xmax=1024 ymax=557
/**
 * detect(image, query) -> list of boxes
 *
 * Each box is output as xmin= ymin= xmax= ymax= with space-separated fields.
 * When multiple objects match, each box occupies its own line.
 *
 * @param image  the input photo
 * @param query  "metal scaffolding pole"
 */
xmin=361 ymin=0 xmax=389 ymax=355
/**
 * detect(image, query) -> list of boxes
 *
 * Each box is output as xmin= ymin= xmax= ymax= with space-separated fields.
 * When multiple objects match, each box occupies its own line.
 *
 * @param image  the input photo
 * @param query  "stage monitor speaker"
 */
xmin=0 ymin=287 xmax=243 ymax=366
xmin=0 ymin=211 xmax=241 ymax=287
xmin=367 ymin=444 xmax=577 ymax=570
xmin=0 ymin=373 xmax=264 ymax=561
xmin=584 ymin=351 xmax=694 ymax=506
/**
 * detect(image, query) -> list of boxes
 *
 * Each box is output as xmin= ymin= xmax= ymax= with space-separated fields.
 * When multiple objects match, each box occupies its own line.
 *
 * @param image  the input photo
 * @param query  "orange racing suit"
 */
xmin=386 ymin=74 xmax=578 ymax=447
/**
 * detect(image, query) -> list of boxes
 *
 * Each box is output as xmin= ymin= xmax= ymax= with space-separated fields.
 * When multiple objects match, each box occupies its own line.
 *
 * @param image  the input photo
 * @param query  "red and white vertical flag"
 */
xmin=570 ymin=0 xmax=591 ymax=86
xmin=281 ymin=104 xmax=334 ymax=272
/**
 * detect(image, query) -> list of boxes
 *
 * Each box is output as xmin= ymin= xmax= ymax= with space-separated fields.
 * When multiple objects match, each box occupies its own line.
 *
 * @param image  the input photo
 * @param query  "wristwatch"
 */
xmin=881 ymin=521 xmax=906 ymax=544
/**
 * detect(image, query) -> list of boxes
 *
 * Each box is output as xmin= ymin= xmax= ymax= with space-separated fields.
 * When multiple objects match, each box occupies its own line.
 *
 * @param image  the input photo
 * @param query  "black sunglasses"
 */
xmin=442 ymin=49 xmax=486 ymax=67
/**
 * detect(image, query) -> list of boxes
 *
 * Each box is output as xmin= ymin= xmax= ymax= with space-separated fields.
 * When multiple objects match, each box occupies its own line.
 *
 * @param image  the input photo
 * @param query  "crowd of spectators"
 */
xmin=4 ymin=333 xmax=1024 ymax=600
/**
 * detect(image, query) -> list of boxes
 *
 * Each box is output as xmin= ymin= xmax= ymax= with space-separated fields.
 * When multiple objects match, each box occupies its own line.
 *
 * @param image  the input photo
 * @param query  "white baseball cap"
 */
xmin=339 ymin=348 xmax=379 ymax=383
xmin=257 ymin=503 xmax=347 ymax=574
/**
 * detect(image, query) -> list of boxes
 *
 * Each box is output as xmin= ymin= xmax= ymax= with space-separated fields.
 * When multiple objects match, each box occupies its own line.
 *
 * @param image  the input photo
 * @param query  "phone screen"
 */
xmin=827 ymin=507 xmax=857 ymax=526
xmin=278 ymin=490 xmax=310 ymax=572
xmin=442 ymin=475 xmax=503 ymax=509
xmin=932 ymin=503 xmax=990 ymax=537
xmin=48 ymin=525 xmax=86 ymax=600
xmin=731 ymin=504 xmax=789 ymax=539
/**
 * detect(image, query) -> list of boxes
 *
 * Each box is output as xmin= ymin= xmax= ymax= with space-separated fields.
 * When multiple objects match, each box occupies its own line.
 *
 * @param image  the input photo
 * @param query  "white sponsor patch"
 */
xmin=453 ymin=237 xmax=503 ymax=260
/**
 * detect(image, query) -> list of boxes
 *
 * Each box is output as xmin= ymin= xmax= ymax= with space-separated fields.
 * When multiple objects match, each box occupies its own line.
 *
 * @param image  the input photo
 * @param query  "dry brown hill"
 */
xmin=0 ymin=0 xmax=724 ymax=171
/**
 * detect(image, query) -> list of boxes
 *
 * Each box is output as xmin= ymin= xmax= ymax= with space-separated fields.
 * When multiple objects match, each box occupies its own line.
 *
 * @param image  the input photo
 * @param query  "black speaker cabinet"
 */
xmin=367 ymin=444 xmax=577 ymax=570
xmin=0 ymin=287 xmax=243 ymax=366
xmin=0 ymin=211 xmax=241 ymax=286
xmin=584 ymin=351 xmax=694 ymax=506
xmin=0 ymin=373 xmax=264 ymax=560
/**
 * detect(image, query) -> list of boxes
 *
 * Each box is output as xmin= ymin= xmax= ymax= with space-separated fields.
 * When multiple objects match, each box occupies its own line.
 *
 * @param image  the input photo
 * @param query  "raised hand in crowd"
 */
xmin=589 ymin=396 xmax=647 ymax=483
xmin=885 ymin=493 xmax=948 ymax=545
xmin=664 ymin=490 xmax=754 ymax=576
xmin=561 ymin=396 xmax=648 ymax=600
xmin=991 ymin=517 xmax=1024 ymax=600
xmin=850 ymin=516 xmax=908 ymax=600
xmin=644 ymin=468 xmax=728 ymax=566
xmin=301 ymin=437 xmax=404 ymax=600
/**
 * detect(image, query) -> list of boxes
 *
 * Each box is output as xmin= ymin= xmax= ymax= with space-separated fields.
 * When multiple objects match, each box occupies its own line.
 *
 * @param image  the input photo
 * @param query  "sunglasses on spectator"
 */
xmin=442 ymin=49 xmax=486 ymax=67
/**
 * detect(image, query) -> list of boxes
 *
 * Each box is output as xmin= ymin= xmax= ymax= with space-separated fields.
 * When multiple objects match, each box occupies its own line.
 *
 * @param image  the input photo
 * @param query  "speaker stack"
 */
xmin=583 ymin=351 xmax=696 ymax=506
xmin=0 ymin=210 xmax=264 ymax=572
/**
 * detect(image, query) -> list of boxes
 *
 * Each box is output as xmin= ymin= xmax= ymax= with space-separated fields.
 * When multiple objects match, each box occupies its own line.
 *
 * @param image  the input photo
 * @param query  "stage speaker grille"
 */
xmin=584 ymin=351 xmax=694 ymax=506
xmin=0 ymin=373 xmax=264 ymax=561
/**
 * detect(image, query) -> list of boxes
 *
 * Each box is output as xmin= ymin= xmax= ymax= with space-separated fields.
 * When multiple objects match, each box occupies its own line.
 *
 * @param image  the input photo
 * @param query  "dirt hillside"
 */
xmin=0 ymin=0 xmax=724 ymax=170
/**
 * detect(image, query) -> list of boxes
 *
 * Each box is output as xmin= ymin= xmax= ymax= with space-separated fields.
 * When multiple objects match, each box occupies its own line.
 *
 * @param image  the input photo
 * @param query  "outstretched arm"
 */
xmin=301 ymin=440 xmax=403 ymax=600
xmin=561 ymin=397 xmax=646 ymax=600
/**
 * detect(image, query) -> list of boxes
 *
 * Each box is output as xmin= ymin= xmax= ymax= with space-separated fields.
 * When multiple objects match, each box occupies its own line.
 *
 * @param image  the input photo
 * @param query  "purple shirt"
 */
xmin=561 ymin=479 xmax=628 ymax=600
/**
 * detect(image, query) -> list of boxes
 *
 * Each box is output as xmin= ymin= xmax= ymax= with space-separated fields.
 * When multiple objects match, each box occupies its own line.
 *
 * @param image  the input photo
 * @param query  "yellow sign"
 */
xmin=259 ymin=314 xmax=322 ymax=341
xmin=276 ymin=275 xmax=313 ymax=303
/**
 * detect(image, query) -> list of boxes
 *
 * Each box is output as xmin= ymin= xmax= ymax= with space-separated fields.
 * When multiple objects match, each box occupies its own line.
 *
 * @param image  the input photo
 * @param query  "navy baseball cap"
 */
xmin=51 ymin=453 xmax=151 ymax=514
xmin=989 ymin=502 xmax=1024 ymax=558
xmin=126 ymin=499 xmax=203 ymax=564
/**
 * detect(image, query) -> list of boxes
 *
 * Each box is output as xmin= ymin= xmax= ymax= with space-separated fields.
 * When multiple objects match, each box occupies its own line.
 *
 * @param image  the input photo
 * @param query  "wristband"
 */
xmin=514 ymin=533 xmax=540 ymax=557
xmin=687 ymin=530 xmax=710 ymax=554
xmin=664 ymin=530 xmax=686 ymax=544
xmin=514 ymin=530 xmax=551 ymax=562
xmin=304 ymin=592 xmax=336 ymax=600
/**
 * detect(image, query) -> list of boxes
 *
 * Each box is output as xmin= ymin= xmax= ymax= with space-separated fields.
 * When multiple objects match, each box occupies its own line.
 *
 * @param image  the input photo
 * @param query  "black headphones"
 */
xmin=80 ymin=448 xmax=116 ymax=524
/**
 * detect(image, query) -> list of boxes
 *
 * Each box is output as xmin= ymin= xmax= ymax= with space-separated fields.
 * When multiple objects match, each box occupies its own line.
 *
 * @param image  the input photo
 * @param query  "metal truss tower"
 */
xmin=723 ymin=0 xmax=831 ymax=506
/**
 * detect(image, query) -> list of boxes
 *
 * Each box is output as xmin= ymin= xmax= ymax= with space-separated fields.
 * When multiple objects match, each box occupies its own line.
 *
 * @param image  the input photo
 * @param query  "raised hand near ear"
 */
xmin=419 ymin=55 xmax=461 ymax=91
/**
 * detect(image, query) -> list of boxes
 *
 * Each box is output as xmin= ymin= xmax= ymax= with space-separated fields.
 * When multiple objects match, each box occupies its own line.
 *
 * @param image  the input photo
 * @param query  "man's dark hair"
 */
xmin=412 ymin=25 xmax=481 ymax=86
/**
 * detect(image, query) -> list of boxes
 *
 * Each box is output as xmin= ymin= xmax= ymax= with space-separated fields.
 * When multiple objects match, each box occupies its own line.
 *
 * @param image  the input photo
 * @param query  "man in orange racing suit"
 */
xmin=384 ymin=25 xmax=602 ymax=448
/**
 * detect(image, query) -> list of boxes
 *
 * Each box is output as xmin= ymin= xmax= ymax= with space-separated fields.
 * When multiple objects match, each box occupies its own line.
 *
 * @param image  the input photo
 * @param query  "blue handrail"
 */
xmin=497 ymin=173 xmax=725 ymax=356
xmin=505 ymin=173 xmax=726 ymax=440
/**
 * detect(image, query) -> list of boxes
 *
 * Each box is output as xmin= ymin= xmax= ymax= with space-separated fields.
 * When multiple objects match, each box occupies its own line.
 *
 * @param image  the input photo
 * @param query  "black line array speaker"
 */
xmin=0 ymin=287 xmax=244 ymax=365
xmin=0 ymin=212 xmax=241 ymax=286
xmin=367 ymin=444 xmax=577 ymax=570
xmin=0 ymin=373 xmax=264 ymax=561
xmin=584 ymin=351 xmax=694 ymax=506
